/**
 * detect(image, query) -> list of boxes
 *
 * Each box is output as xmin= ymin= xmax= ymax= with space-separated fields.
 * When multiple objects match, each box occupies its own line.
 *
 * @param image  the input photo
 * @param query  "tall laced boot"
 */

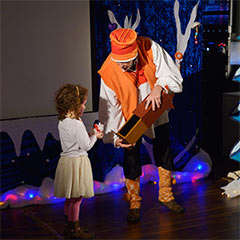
xmin=158 ymin=166 xmax=184 ymax=213
xmin=67 ymin=221 xmax=94 ymax=239
xmin=123 ymin=177 xmax=142 ymax=223
xmin=63 ymin=216 xmax=89 ymax=238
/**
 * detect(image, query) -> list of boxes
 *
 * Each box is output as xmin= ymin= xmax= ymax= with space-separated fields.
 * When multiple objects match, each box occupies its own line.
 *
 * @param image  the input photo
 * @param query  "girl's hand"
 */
xmin=88 ymin=128 xmax=95 ymax=137
xmin=95 ymin=131 xmax=104 ymax=139
xmin=115 ymin=138 xmax=135 ymax=149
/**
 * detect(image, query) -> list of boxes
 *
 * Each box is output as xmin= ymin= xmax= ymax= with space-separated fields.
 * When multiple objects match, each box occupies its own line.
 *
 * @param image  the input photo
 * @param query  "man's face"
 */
xmin=116 ymin=60 xmax=134 ymax=72
xmin=116 ymin=57 xmax=138 ymax=72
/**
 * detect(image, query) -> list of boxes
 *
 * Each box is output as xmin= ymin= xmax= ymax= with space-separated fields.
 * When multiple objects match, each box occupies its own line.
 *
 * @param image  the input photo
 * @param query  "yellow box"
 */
xmin=114 ymin=93 xmax=174 ymax=144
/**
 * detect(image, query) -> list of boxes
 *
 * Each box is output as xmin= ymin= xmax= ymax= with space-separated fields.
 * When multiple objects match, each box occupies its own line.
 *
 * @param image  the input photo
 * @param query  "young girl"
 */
xmin=54 ymin=83 xmax=103 ymax=239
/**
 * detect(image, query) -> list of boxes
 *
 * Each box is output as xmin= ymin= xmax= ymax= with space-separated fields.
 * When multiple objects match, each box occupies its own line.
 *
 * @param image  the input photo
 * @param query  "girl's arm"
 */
xmin=75 ymin=121 xmax=97 ymax=152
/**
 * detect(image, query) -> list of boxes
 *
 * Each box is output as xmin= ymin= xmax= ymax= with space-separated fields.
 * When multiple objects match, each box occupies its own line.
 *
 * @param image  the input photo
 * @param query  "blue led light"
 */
xmin=29 ymin=194 xmax=34 ymax=199
xmin=197 ymin=164 xmax=203 ymax=170
xmin=27 ymin=192 xmax=35 ymax=199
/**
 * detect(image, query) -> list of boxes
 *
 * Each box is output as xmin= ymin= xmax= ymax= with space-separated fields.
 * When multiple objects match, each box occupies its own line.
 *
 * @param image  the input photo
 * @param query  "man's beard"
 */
xmin=126 ymin=58 xmax=138 ymax=72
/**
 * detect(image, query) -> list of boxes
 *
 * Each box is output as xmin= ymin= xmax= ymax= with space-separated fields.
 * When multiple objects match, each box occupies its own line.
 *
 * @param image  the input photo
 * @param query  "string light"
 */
xmin=218 ymin=43 xmax=226 ymax=47
xmin=194 ymin=26 xmax=199 ymax=44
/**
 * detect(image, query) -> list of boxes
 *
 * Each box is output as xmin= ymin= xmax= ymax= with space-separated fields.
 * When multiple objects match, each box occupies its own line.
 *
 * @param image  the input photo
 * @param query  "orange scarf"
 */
xmin=98 ymin=37 xmax=157 ymax=120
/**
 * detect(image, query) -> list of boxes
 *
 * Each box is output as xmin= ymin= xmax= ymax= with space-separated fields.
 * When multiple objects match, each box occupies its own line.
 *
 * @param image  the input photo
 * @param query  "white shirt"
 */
xmin=99 ymin=39 xmax=183 ymax=146
xmin=58 ymin=118 xmax=97 ymax=157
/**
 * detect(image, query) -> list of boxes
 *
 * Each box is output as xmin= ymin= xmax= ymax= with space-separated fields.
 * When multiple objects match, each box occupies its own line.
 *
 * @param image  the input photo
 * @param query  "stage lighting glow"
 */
xmin=112 ymin=184 xmax=119 ymax=188
xmin=5 ymin=194 xmax=17 ymax=201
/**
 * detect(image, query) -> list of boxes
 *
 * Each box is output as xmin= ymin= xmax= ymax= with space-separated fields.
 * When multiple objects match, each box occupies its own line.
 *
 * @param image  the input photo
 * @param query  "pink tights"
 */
xmin=64 ymin=197 xmax=82 ymax=222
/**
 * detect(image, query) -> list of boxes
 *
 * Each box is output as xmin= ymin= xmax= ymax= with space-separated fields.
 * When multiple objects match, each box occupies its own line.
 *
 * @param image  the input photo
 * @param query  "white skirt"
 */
xmin=54 ymin=155 xmax=94 ymax=199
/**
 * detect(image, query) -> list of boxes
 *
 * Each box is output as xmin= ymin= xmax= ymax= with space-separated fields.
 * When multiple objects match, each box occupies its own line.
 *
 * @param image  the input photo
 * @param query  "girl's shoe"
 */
xmin=67 ymin=221 xmax=94 ymax=239
xmin=64 ymin=217 xmax=89 ymax=238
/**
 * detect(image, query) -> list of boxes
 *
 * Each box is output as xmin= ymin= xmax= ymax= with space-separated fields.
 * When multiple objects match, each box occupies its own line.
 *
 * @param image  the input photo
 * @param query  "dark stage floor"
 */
xmin=1 ymin=158 xmax=239 ymax=240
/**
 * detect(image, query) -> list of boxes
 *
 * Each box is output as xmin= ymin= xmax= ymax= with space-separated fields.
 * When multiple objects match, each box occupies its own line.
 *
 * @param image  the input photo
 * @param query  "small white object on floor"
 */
xmin=227 ymin=170 xmax=240 ymax=180
xmin=221 ymin=176 xmax=240 ymax=198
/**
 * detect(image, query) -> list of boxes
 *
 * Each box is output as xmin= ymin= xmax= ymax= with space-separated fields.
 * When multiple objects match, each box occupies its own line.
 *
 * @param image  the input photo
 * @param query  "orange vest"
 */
xmin=98 ymin=37 xmax=157 ymax=121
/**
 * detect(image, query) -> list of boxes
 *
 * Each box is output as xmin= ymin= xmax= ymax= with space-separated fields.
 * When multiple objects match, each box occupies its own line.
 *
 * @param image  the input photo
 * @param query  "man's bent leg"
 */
xmin=123 ymin=177 xmax=142 ymax=222
xmin=158 ymin=166 xmax=184 ymax=213
xmin=153 ymin=124 xmax=184 ymax=213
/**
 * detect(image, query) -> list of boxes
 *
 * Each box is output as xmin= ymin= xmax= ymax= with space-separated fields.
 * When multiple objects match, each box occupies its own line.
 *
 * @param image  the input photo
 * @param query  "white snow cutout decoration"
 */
xmin=173 ymin=131 xmax=198 ymax=165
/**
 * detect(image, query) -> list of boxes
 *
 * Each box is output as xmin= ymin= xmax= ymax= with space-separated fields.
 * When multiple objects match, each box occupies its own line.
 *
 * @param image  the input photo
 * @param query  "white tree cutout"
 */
xmin=107 ymin=9 xmax=141 ymax=30
xmin=174 ymin=0 xmax=200 ymax=69
xmin=107 ymin=10 xmax=122 ymax=29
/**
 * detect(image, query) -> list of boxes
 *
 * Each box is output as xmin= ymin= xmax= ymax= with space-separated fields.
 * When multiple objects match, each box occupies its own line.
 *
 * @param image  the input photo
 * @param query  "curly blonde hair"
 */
xmin=54 ymin=83 xmax=88 ymax=120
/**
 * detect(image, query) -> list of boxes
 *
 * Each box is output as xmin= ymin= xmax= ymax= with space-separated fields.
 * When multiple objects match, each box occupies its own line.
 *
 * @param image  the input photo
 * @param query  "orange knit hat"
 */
xmin=110 ymin=28 xmax=138 ymax=62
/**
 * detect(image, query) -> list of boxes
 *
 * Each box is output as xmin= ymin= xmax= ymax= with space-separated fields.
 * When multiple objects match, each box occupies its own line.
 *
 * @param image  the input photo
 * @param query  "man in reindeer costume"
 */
xmin=98 ymin=28 xmax=184 ymax=223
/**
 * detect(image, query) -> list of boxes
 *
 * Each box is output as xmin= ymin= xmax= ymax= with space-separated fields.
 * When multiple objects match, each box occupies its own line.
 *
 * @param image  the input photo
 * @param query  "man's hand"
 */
xmin=115 ymin=138 xmax=136 ymax=149
xmin=145 ymin=85 xmax=163 ymax=111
